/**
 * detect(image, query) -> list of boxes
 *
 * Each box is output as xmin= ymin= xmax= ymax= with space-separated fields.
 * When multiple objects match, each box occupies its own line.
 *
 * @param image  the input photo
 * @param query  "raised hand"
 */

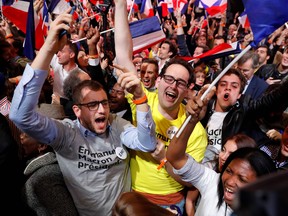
xmin=113 ymin=64 xmax=144 ymax=100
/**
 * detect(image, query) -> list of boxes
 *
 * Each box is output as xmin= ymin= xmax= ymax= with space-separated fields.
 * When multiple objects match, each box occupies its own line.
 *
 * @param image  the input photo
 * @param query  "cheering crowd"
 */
xmin=1 ymin=0 xmax=288 ymax=215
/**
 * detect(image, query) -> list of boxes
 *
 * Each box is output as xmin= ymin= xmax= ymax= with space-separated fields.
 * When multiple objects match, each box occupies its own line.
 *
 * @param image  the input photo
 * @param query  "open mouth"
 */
xmin=95 ymin=117 xmax=106 ymax=123
xmin=224 ymin=93 xmax=229 ymax=100
xmin=166 ymin=91 xmax=177 ymax=99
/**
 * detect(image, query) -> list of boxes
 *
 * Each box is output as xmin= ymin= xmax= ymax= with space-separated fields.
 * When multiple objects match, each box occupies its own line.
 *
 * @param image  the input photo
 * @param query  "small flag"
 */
xmin=181 ymin=41 xmax=241 ymax=62
xmin=130 ymin=16 xmax=166 ymax=55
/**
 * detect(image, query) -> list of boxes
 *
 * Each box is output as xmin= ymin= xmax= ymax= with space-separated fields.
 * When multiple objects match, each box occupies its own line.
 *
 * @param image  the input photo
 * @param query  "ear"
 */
xmin=168 ymin=51 xmax=173 ymax=57
xmin=70 ymin=52 xmax=75 ymax=59
xmin=38 ymin=144 xmax=48 ymax=153
xmin=72 ymin=105 xmax=81 ymax=119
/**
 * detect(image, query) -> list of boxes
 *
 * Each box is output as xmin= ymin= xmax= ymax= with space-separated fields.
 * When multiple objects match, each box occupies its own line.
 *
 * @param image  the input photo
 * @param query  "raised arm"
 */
xmin=166 ymin=86 xmax=215 ymax=169
xmin=114 ymin=0 xmax=136 ymax=73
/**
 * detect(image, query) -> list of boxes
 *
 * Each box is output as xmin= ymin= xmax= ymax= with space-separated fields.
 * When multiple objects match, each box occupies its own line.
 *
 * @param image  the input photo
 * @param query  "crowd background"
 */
xmin=1 ymin=0 xmax=288 ymax=215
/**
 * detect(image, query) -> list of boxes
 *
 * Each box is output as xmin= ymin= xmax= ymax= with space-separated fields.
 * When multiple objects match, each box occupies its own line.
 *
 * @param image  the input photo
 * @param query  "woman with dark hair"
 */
xmin=166 ymin=87 xmax=276 ymax=216
xmin=112 ymin=192 xmax=178 ymax=216
xmin=187 ymin=134 xmax=257 ymax=216
xmin=205 ymin=133 xmax=257 ymax=172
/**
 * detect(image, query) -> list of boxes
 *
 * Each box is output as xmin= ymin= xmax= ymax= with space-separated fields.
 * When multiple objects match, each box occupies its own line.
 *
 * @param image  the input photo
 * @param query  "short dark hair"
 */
xmin=144 ymin=58 xmax=159 ymax=73
xmin=66 ymin=41 xmax=79 ymax=63
xmin=72 ymin=80 xmax=106 ymax=104
xmin=160 ymin=39 xmax=178 ymax=58
xmin=217 ymin=68 xmax=247 ymax=94
xmin=217 ymin=147 xmax=276 ymax=208
xmin=256 ymin=44 xmax=271 ymax=57
xmin=159 ymin=58 xmax=195 ymax=85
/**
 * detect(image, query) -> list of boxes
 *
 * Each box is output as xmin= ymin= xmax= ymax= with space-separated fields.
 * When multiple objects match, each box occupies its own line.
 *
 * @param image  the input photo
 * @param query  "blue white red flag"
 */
xmin=140 ymin=0 xmax=154 ymax=18
xmin=199 ymin=0 xmax=227 ymax=17
xmin=23 ymin=0 xmax=36 ymax=60
xmin=2 ymin=1 xmax=30 ymax=33
xmin=238 ymin=10 xmax=250 ymax=29
xmin=1 ymin=0 xmax=14 ymax=6
xmin=181 ymin=41 xmax=241 ymax=62
xmin=130 ymin=16 xmax=166 ymax=55
xmin=242 ymin=0 xmax=288 ymax=46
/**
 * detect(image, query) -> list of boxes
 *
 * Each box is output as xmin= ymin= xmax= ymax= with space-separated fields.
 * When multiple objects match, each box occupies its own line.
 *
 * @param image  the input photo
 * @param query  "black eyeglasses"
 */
xmin=77 ymin=100 xmax=109 ymax=111
xmin=162 ymin=75 xmax=188 ymax=89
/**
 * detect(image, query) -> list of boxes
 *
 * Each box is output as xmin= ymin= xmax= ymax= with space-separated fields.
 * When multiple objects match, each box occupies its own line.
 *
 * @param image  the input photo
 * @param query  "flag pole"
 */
xmin=71 ymin=28 xmax=115 ymax=43
xmin=175 ymin=44 xmax=252 ymax=138
xmin=128 ymin=0 xmax=135 ymax=21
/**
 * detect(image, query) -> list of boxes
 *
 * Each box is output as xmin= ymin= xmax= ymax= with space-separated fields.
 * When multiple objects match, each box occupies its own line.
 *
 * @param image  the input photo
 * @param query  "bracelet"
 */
xmin=157 ymin=158 xmax=167 ymax=170
xmin=15 ymin=77 xmax=19 ymax=85
xmin=5 ymin=33 xmax=13 ymax=39
xmin=79 ymin=27 xmax=84 ymax=31
xmin=174 ymin=24 xmax=182 ymax=29
xmin=132 ymin=94 xmax=147 ymax=105
xmin=220 ymin=23 xmax=226 ymax=27
xmin=88 ymin=54 xmax=99 ymax=59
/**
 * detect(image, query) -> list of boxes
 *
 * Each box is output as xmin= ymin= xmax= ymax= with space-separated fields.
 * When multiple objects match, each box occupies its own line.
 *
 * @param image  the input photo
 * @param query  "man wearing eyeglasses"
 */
xmin=114 ymin=1 xmax=208 ymax=214
xmin=10 ymin=10 xmax=157 ymax=216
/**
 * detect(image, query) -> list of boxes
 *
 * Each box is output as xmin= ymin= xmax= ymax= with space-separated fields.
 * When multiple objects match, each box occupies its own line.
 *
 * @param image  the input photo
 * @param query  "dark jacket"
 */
xmin=245 ymin=75 xmax=268 ymax=100
xmin=201 ymin=78 xmax=288 ymax=146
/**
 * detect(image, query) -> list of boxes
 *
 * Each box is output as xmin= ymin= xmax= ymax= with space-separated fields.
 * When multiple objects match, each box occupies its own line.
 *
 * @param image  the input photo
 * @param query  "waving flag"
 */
xmin=130 ymin=16 xmax=165 ymax=54
xmin=242 ymin=0 xmax=288 ymax=46
xmin=140 ymin=0 xmax=154 ymax=18
xmin=1 ymin=0 xmax=14 ymax=6
xmin=156 ymin=1 xmax=169 ymax=19
xmin=199 ymin=0 xmax=227 ymax=17
xmin=181 ymin=41 xmax=241 ymax=62
xmin=2 ymin=1 xmax=29 ymax=33
xmin=238 ymin=10 xmax=250 ymax=29
xmin=23 ymin=0 xmax=36 ymax=60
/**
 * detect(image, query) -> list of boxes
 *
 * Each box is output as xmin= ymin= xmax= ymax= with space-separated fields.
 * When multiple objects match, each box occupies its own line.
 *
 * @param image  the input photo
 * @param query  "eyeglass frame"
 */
xmin=161 ymin=74 xmax=189 ymax=89
xmin=77 ymin=99 xmax=109 ymax=111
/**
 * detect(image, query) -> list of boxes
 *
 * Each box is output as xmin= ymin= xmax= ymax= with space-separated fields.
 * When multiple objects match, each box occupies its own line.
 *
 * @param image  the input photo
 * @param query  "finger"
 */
xmin=113 ymin=64 xmax=130 ymax=73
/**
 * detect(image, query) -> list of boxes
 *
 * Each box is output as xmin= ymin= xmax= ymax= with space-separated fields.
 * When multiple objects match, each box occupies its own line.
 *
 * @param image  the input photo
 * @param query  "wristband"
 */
xmin=132 ymin=94 xmax=147 ymax=105
xmin=157 ymin=158 xmax=167 ymax=170
xmin=88 ymin=54 xmax=99 ymax=59
xmin=79 ymin=27 xmax=84 ymax=31
xmin=15 ymin=77 xmax=19 ymax=85
xmin=5 ymin=33 xmax=13 ymax=39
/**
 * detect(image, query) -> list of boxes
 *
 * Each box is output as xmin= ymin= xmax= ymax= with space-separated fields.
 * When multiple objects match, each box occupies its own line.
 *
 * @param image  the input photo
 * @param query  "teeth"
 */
xmin=226 ymin=188 xmax=233 ymax=193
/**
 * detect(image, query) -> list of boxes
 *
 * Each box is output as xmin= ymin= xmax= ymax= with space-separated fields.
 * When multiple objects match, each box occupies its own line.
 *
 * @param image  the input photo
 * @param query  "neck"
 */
xmin=63 ymin=62 xmax=77 ymax=71
xmin=158 ymin=104 xmax=179 ymax=120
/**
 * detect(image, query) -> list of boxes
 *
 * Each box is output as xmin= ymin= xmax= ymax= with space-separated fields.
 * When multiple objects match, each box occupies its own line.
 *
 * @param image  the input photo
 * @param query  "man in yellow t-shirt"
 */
xmin=113 ymin=2 xmax=207 ymax=214
xmin=128 ymin=58 xmax=208 ymax=214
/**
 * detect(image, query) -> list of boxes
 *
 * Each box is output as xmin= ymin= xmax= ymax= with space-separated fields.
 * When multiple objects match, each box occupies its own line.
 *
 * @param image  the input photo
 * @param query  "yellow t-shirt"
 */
xmin=128 ymin=89 xmax=208 ymax=195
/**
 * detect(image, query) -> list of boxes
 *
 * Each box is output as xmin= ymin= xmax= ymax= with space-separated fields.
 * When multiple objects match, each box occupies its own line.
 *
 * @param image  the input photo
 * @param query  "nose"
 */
xmin=97 ymin=102 xmax=106 ymax=113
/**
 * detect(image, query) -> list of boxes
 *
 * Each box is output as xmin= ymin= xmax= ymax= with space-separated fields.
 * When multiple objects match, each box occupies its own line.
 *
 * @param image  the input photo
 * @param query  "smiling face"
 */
xmin=281 ymin=49 xmax=288 ymax=68
xmin=141 ymin=63 xmax=158 ymax=89
xmin=215 ymin=74 xmax=242 ymax=112
xmin=157 ymin=64 xmax=189 ymax=115
xmin=73 ymin=87 xmax=110 ymax=134
xmin=222 ymin=158 xmax=257 ymax=207
xmin=77 ymin=50 xmax=89 ymax=68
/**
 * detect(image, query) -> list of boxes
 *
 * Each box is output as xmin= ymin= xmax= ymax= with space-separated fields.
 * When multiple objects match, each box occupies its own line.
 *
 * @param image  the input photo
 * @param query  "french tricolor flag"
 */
xmin=199 ymin=0 xmax=227 ymax=17
xmin=181 ymin=41 xmax=241 ymax=62
xmin=130 ymin=16 xmax=166 ymax=55
xmin=140 ymin=0 xmax=154 ymax=18
xmin=238 ymin=11 xmax=250 ymax=29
